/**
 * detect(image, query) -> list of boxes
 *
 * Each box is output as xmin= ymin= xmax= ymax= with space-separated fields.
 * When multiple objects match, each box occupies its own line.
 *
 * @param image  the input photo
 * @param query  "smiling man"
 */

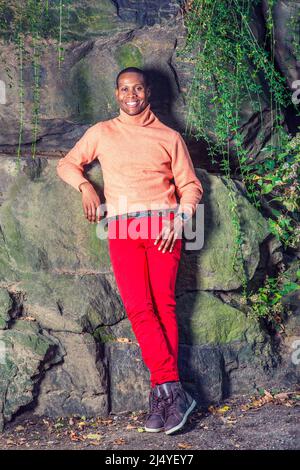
xmin=56 ymin=67 xmax=203 ymax=435
xmin=115 ymin=68 xmax=150 ymax=115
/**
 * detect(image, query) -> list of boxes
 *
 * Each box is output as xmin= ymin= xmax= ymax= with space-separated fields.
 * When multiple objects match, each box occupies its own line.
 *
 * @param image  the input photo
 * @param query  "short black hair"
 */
xmin=115 ymin=67 xmax=149 ymax=89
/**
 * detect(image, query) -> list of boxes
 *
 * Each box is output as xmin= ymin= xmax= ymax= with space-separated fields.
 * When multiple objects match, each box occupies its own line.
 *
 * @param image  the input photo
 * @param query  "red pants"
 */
xmin=108 ymin=213 xmax=182 ymax=388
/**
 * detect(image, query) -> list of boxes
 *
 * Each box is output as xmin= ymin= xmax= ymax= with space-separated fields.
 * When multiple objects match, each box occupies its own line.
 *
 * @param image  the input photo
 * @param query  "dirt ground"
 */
xmin=0 ymin=390 xmax=299 ymax=451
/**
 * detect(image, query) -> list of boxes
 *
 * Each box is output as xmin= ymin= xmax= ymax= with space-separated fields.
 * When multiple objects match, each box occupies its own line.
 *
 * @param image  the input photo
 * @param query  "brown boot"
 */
xmin=144 ymin=385 xmax=165 ymax=432
xmin=156 ymin=381 xmax=197 ymax=435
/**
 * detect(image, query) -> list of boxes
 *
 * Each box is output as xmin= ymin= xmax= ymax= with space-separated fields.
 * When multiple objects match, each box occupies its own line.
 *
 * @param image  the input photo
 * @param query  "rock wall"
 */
xmin=0 ymin=156 xmax=298 ymax=429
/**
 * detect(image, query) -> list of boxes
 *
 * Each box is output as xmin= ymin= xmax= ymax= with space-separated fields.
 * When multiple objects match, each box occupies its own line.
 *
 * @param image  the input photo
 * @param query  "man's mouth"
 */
xmin=126 ymin=101 xmax=139 ymax=108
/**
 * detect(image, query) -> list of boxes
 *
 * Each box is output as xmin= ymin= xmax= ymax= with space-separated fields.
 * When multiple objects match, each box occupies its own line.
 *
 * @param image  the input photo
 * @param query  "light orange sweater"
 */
xmin=56 ymin=103 xmax=203 ymax=218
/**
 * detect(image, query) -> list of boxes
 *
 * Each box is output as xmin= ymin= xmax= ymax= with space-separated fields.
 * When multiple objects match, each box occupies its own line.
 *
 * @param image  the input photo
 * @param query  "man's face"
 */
xmin=115 ymin=72 xmax=151 ymax=116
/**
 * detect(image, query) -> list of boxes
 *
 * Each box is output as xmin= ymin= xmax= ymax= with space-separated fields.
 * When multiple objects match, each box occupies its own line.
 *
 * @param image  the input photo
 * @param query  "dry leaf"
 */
xmin=217 ymin=405 xmax=230 ymax=414
xmin=85 ymin=433 xmax=103 ymax=441
xmin=69 ymin=430 xmax=81 ymax=441
xmin=274 ymin=392 xmax=290 ymax=401
xmin=101 ymin=419 xmax=113 ymax=425
xmin=126 ymin=424 xmax=136 ymax=430
xmin=114 ymin=438 xmax=126 ymax=445
xmin=178 ymin=442 xmax=192 ymax=449
xmin=77 ymin=421 xmax=87 ymax=429
xmin=263 ymin=390 xmax=274 ymax=402
xmin=15 ymin=425 xmax=25 ymax=432
xmin=116 ymin=337 xmax=132 ymax=343
xmin=208 ymin=405 xmax=217 ymax=414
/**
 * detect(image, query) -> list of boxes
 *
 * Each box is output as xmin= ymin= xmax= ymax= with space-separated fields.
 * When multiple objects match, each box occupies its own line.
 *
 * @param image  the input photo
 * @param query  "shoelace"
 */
xmin=162 ymin=388 xmax=183 ymax=420
xmin=148 ymin=390 xmax=165 ymax=417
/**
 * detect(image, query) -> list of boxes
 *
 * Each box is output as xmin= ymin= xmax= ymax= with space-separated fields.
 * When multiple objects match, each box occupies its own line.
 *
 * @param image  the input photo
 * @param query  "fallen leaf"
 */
xmin=178 ymin=442 xmax=192 ymax=449
xmin=84 ymin=433 xmax=103 ymax=441
xmin=220 ymin=416 xmax=237 ymax=425
xmin=15 ymin=425 xmax=25 ymax=432
xmin=77 ymin=421 xmax=87 ymax=429
xmin=217 ymin=405 xmax=230 ymax=414
xmin=126 ymin=424 xmax=136 ymax=430
xmin=69 ymin=430 xmax=82 ymax=441
xmin=284 ymin=401 xmax=293 ymax=407
xmin=54 ymin=422 xmax=64 ymax=429
xmin=116 ymin=337 xmax=132 ymax=343
xmin=114 ymin=438 xmax=126 ymax=445
xmin=264 ymin=390 xmax=274 ymax=401
xmin=101 ymin=419 xmax=113 ymax=425
xmin=137 ymin=427 xmax=145 ymax=433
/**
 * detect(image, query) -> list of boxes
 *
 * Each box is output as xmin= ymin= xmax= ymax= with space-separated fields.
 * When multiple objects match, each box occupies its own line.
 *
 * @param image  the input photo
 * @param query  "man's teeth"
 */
xmin=127 ymin=102 xmax=138 ymax=106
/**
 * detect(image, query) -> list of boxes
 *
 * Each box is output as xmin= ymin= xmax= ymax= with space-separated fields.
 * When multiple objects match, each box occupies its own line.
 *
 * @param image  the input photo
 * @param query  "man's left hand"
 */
xmin=154 ymin=215 xmax=185 ymax=253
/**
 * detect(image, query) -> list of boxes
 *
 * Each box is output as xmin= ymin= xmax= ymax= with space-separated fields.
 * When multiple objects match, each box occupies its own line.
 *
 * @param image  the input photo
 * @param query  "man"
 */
xmin=56 ymin=67 xmax=203 ymax=435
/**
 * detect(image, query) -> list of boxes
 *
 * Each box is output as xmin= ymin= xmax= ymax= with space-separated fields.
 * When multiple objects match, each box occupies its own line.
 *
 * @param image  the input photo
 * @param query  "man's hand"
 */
xmin=154 ymin=215 xmax=185 ymax=253
xmin=79 ymin=182 xmax=101 ymax=223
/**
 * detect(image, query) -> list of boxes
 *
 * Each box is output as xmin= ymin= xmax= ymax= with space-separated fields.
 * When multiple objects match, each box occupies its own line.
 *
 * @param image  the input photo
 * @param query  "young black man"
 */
xmin=56 ymin=67 xmax=203 ymax=435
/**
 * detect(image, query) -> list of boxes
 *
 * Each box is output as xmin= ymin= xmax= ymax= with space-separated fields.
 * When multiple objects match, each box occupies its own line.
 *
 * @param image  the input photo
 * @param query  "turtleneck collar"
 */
xmin=116 ymin=103 xmax=156 ymax=127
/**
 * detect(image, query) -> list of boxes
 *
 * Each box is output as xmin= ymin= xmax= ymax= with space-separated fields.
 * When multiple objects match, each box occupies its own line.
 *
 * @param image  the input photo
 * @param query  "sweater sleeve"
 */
xmin=56 ymin=124 xmax=99 ymax=192
xmin=171 ymin=132 xmax=203 ymax=217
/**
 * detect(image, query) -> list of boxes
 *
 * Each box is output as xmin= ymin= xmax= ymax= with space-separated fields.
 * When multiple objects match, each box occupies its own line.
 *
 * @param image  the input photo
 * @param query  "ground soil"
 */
xmin=0 ymin=390 xmax=299 ymax=451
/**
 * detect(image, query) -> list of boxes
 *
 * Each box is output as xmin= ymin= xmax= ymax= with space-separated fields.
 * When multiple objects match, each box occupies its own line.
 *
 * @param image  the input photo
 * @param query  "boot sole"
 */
xmin=144 ymin=426 xmax=164 ymax=432
xmin=164 ymin=399 xmax=197 ymax=435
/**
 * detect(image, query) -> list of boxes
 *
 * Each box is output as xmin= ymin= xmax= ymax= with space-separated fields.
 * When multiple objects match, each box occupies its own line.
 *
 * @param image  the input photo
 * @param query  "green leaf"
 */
xmin=270 ymin=208 xmax=282 ymax=217
xmin=262 ymin=184 xmax=274 ymax=194
xmin=279 ymin=282 xmax=300 ymax=296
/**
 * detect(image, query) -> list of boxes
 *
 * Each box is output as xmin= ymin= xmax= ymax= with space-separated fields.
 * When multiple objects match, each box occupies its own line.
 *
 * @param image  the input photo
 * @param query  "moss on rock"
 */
xmin=177 ymin=291 xmax=265 ymax=345
xmin=114 ymin=43 xmax=144 ymax=69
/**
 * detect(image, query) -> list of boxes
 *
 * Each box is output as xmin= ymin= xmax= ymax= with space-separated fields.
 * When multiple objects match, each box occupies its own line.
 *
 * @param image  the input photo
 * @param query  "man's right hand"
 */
xmin=79 ymin=182 xmax=101 ymax=223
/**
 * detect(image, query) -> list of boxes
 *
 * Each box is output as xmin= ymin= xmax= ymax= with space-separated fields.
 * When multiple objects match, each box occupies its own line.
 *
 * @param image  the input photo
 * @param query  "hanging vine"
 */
xmin=179 ymin=0 xmax=300 ymax=324
xmin=0 ymin=0 xmax=67 ymax=162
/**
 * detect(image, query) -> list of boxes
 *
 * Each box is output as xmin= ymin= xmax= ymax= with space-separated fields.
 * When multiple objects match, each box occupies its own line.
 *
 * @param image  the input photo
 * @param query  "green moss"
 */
xmin=0 ymin=289 xmax=12 ymax=329
xmin=93 ymin=326 xmax=115 ymax=343
xmin=114 ymin=43 xmax=144 ymax=69
xmin=5 ymin=328 xmax=52 ymax=358
xmin=73 ymin=62 xmax=94 ymax=122
xmin=0 ymin=0 xmax=127 ymax=41
xmin=87 ymin=224 xmax=110 ymax=269
xmin=177 ymin=291 xmax=264 ymax=345
xmin=0 ymin=318 xmax=7 ymax=329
